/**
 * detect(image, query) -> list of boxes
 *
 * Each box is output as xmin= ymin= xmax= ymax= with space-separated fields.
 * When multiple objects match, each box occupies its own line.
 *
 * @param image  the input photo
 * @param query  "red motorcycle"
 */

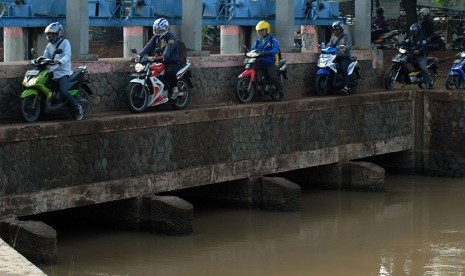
xmin=126 ymin=49 xmax=193 ymax=113
xmin=235 ymin=49 xmax=288 ymax=103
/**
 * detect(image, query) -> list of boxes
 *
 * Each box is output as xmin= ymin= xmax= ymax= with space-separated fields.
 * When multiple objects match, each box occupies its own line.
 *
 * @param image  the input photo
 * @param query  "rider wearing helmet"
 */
xmin=138 ymin=18 xmax=181 ymax=102
xmin=419 ymin=7 xmax=434 ymax=37
xmin=327 ymin=21 xmax=353 ymax=94
xmin=43 ymin=22 xmax=83 ymax=120
xmin=372 ymin=6 xmax=389 ymax=43
xmin=401 ymin=23 xmax=433 ymax=89
xmin=251 ymin=20 xmax=284 ymax=100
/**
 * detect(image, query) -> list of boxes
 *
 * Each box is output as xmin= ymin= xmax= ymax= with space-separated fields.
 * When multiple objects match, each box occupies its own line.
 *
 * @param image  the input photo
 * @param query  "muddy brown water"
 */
xmin=38 ymin=175 xmax=465 ymax=276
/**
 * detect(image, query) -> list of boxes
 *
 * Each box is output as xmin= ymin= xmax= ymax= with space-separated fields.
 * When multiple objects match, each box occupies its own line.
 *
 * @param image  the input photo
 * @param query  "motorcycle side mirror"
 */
xmin=130 ymin=48 xmax=137 ymax=54
xmin=54 ymin=48 xmax=63 ymax=55
xmin=242 ymin=45 xmax=249 ymax=53
xmin=30 ymin=48 xmax=36 ymax=55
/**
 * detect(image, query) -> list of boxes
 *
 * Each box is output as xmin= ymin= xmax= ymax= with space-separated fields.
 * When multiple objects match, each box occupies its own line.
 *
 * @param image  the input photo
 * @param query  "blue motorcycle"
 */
xmin=445 ymin=51 xmax=465 ymax=90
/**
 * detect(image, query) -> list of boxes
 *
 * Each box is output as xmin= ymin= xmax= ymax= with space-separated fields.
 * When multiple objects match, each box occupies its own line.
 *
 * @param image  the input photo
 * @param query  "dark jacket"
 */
xmin=139 ymin=32 xmax=180 ymax=64
xmin=421 ymin=15 xmax=434 ymax=37
xmin=373 ymin=15 xmax=388 ymax=31
xmin=401 ymin=35 xmax=428 ymax=56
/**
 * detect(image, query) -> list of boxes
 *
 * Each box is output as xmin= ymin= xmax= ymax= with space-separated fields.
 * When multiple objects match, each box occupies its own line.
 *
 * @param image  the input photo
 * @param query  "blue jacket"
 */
xmin=44 ymin=38 xmax=72 ymax=79
xmin=139 ymin=32 xmax=180 ymax=64
xmin=252 ymin=34 xmax=280 ymax=66
xmin=401 ymin=35 xmax=428 ymax=56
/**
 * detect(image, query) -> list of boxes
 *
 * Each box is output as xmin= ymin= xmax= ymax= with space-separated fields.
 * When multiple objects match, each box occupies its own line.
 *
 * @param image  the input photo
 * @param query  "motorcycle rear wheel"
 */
xmin=445 ymin=75 xmax=458 ymax=90
xmin=270 ymin=75 xmax=286 ymax=101
xmin=315 ymin=75 xmax=329 ymax=96
xmin=172 ymin=78 xmax=190 ymax=110
xmin=236 ymin=77 xmax=255 ymax=103
xmin=21 ymin=95 xmax=41 ymax=122
xmin=126 ymin=82 xmax=149 ymax=113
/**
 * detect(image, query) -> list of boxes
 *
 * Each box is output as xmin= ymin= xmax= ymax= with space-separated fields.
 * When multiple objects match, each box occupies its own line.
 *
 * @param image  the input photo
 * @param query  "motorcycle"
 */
xmin=426 ymin=31 xmax=446 ymax=51
xmin=452 ymin=31 xmax=465 ymax=51
xmin=384 ymin=46 xmax=439 ymax=90
xmin=126 ymin=48 xmax=193 ymax=113
xmin=314 ymin=43 xmax=361 ymax=96
xmin=372 ymin=29 xmax=400 ymax=50
xmin=20 ymin=48 xmax=93 ymax=122
xmin=236 ymin=48 xmax=288 ymax=103
xmin=445 ymin=51 xmax=465 ymax=90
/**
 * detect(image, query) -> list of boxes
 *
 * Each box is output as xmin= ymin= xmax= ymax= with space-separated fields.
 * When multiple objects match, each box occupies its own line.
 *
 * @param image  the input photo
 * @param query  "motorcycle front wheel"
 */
xmin=20 ymin=95 xmax=41 ymax=122
xmin=315 ymin=74 xmax=329 ymax=96
xmin=172 ymin=78 xmax=190 ymax=110
xmin=445 ymin=75 xmax=459 ymax=90
xmin=236 ymin=77 xmax=255 ymax=103
xmin=126 ymin=82 xmax=149 ymax=113
xmin=384 ymin=66 xmax=399 ymax=90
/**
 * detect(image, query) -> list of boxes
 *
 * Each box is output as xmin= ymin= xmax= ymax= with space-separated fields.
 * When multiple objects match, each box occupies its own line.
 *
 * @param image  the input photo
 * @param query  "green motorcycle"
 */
xmin=20 ymin=49 xmax=93 ymax=122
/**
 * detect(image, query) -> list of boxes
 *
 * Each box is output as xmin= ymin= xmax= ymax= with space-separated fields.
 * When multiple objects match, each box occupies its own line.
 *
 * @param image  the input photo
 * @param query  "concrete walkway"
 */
xmin=0 ymin=238 xmax=45 ymax=276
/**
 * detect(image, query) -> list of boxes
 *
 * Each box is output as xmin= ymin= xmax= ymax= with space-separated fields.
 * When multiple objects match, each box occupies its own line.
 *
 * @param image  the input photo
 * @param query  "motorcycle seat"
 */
xmin=69 ymin=70 xmax=84 ymax=83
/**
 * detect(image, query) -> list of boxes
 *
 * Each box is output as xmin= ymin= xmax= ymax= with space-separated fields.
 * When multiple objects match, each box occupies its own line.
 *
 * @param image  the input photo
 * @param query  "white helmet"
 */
xmin=153 ymin=18 xmax=169 ymax=38
xmin=44 ymin=22 xmax=64 ymax=44
xmin=420 ymin=7 xmax=430 ymax=16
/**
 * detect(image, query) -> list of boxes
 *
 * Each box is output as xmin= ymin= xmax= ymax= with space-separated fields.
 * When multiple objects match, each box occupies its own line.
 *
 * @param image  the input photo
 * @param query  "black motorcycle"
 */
xmin=426 ymin=31 xmax=446 ymax=51
xmin=385 ymin=46 xmax=438 ymax=90
xmin=452 ymin=31 xmax=465 ymax=51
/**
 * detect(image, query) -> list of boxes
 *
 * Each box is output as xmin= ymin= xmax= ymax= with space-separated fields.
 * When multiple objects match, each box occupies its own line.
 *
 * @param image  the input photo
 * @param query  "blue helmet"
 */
xmin=153 ymin=18 xmax=169 ymax=38
xmin=44 ymin=22 xmax=64 ymax=44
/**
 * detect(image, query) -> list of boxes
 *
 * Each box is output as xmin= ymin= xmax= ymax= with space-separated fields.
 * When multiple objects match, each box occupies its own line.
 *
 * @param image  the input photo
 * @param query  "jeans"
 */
xmin=56 ymin=75 xmax=80 ymax=110
xmin=415 ymin=55 xmax=432 ymax=85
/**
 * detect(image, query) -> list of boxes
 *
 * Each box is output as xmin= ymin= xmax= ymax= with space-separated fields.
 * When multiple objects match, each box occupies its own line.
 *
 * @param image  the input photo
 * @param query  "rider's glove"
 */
xmin=413 ymin=50 xmax=420 ymax=56
xmin=155 ymin=56 xmax=164 ymax=62
xmin=131 ymin=55 xmax=141 ymax=62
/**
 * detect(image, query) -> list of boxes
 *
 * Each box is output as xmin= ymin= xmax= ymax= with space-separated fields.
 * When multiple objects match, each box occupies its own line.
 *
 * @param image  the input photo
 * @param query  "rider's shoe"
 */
xmin=170 ymin=87 xmax=179 ymax=100
xmin=74 ymin=105 xmax=83 ymax=121
xmin=340 ymin=86 xmax=349 ymax=95
xmin=428 ymin=83 xmax=434 ymax=90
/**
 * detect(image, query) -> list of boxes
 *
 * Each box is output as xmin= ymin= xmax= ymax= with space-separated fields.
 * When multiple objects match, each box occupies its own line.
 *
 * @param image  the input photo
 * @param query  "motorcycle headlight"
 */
xmin=460 ymin=52 xmax=465 ymax=58
xmin=399 ymin=48 xmax=407 ymax=54
xmin=134 ymin=63 xmax=145 ymax=73
xmin=23 ymin=75 xmax=41 ymax=87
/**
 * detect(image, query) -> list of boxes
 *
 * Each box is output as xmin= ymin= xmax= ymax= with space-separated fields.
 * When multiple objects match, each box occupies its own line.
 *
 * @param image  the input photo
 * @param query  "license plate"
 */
xmin=25 ymin=70 xmax=39 ymax=76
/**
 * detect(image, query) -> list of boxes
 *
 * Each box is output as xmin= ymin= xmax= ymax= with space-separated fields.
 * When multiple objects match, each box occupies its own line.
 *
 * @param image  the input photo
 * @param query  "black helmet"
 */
xmin=410 ymin=23 xmax=421 ymax=34
xmin=375 ymin=7 xmax=384 ymax=15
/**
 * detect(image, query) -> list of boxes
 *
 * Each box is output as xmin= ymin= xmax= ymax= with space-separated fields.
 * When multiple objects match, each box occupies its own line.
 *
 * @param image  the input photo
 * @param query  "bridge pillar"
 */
xmin=275 ymin=0 xmax=295 ymax=52
xmin=123 ymin=27 xmax=145 ymax=58
xmin=181 ymin=0 xmax=203 ymax=51
xmin=145 ymin=195 xmax=193 ymax=235
xmin=0 ymin=217 xmax=57 ymax=266
xmin=66 ymin=0 xmax=94 ymax=60
xmin=3 ymin=27 xmax=27 ymax=61
xmin=354 ymin=0 xmax=371 ymax=49
xmin=220 ymin=26 xmax=242 ymax=54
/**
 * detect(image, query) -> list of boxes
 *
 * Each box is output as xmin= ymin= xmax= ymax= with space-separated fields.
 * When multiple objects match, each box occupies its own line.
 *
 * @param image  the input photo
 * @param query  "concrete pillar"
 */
xmin=0 ymin=217 xmax=57 ymax=266
xmin=275 ymin=0 xmax=295 ymax=52
xmin=181 ymin=0 xmax=203 ymax=51
xmin=220 ymin=25 xmax=242 ymax=54
xmin=354 ymin=0 xmax=371 ymax=49
xmin=301 ymin=25 xmax=318 ymax=53
xmin=147 ymin=195 xmax=193 ymax=235
xmin=261 ymin=177 xmax=301 ymax=212
xmin=66 ymin=0 xmax=92 ymax=59
xmin=4 ymin=27 xmax=27 ymax=61
xmin=123 ymin=26 xmax=145 ymax=58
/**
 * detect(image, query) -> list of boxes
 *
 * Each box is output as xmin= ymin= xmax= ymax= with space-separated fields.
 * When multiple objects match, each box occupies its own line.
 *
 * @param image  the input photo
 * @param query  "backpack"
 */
xmin=178 ymin=39 xmax=187 ymax=65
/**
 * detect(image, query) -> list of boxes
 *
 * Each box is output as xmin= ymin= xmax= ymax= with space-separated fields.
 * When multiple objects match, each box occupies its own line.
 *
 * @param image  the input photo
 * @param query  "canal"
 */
xmin=39 ymin=175 xmax=465 ymax=275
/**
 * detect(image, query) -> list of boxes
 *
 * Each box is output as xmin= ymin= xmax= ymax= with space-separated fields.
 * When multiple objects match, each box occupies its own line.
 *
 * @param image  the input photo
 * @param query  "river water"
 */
xmin=39 ymin=175 xmax=465 ymax=276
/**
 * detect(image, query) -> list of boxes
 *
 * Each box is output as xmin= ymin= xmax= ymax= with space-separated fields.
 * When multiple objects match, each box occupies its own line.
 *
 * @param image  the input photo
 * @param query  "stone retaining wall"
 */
xmin=0 ymin=50 xmax=380 ymax=121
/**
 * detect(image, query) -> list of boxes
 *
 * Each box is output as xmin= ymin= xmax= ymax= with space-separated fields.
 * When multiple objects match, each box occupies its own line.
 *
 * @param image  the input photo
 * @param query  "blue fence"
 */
xmin=0 ymin=0 xmax=341 ymax=27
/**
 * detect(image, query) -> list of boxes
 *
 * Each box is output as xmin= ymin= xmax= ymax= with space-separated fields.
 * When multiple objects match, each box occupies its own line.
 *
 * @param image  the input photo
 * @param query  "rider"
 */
xmin=327 ymin=21 xmax=352 ymax=95
xmin=400 ymin=23 xmax=433 ymax=89
xmin=138 ymin=18 xmax=181 ymax=103
xmin=43 ymin=22 xmax=83 ymax=120
xmin=419 ymin=7 xmax=434 ymax=38
xmin=372 ymin=7 xmax=389 ymax=44
xmin=251 ymin=20 xmax=284 ymax=100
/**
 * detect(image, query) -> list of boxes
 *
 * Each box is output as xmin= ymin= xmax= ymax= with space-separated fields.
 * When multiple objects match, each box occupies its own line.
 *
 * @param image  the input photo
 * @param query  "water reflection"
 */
xmin=40 ymin=175 xmax=465 ymax=275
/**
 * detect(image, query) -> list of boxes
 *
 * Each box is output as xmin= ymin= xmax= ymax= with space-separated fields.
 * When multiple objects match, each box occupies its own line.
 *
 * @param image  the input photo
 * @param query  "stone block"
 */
xmin=149 ymin=195 xmax=193 ymax=235
xmin=261 ymin=177 xmax=301 ymax=212
xmin=348 ymin=161 xmax=385 ymax=192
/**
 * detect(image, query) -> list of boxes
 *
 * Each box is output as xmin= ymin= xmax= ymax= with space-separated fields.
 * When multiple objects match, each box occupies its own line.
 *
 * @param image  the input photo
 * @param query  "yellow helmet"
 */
xmin=255 ymin=20 xmax=271 ymax=33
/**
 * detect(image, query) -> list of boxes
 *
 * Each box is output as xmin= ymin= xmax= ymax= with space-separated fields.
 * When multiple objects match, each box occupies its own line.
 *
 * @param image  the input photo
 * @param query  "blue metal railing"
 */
xmin=0 ymin=0 xmax=342 ymax=27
